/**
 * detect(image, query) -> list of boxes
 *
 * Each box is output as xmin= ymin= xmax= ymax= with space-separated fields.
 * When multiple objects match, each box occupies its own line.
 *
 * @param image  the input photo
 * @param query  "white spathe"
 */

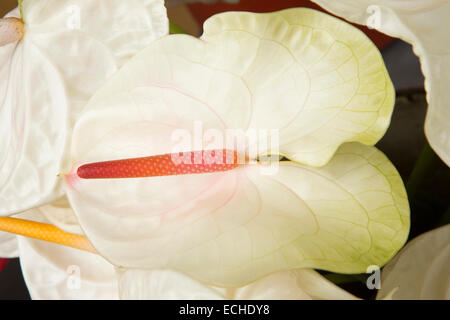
xmin=66 ymin=9 xmax=409 ymax=287
xmin=377 ymin=224 xmax=450 ymax=300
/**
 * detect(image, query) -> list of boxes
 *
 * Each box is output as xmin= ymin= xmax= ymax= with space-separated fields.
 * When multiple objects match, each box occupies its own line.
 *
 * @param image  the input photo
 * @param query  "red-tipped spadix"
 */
xmin=77 ymin=150 xmax=241 ymax=179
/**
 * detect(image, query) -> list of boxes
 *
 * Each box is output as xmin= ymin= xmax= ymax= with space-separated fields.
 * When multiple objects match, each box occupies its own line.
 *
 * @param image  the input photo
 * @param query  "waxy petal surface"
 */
xmin=76 ymin=9 xmax=394 ymax=167
xmin=68 ymin=9 xmax=405 ymax=287
xmin=67 ymin=142 xmax=409 ymax=287
xmin=311 ymin=0 xmax=450 ymax=165
xmin=0 ymin=1 xmax=168 ymax=216
xmin=118 ymin=268 xmax=357 ymax=300
xmin=377 ymin=224 xmax=450 ymax=300
xmin=35 ymin=197 xmax=84 ymax=236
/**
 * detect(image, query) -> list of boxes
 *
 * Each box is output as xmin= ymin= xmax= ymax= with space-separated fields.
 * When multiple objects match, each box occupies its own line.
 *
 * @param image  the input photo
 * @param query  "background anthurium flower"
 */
xmin=377 ymin=224 xmax=450 ymax=300
xmin=311 ymin=0 xmax=450 ymax=166
xmin=65 ymin=9 xmax=409 ymax=287
xmin=0 ymin=0 xmax=168 ymax=217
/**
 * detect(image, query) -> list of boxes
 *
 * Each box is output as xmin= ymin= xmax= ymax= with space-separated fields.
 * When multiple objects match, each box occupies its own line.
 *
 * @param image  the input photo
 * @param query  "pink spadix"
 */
xmin=77 ymin=150 xmax=241 ymax=179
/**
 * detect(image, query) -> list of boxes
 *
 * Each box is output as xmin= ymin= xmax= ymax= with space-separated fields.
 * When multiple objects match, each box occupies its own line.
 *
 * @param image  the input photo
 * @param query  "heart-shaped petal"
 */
xmin=74 ymin=8 xmax=394 ymax=167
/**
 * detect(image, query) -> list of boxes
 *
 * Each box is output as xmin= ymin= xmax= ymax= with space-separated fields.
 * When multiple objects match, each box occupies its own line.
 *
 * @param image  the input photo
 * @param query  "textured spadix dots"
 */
xmin=0 ymin=217 xmax=96 ymax=253
xmin=77 ymin=150 xmax=241 ymax=179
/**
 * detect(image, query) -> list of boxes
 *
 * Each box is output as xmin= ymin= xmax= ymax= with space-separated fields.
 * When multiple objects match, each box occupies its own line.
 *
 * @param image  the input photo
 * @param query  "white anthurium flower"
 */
xmin=377 ymin=224 xmax=450 ymax=300
xmin=64 ymin=9 xmax=409 ymax=288
xmin=0 ymin=0 xmax=169 ymax=217
xmin=311 ymin=0 xmax=450 ymax=166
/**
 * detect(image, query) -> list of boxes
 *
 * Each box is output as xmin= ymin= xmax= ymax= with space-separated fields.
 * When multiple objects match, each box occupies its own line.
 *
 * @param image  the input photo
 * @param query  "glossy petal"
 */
xmin=67 ymin=142 xmax=409 ymax=287
xmin=119 ymin=269 xmax=226 ymax=300
xmin=0 ymin=7 xmax=67 ymax=216
xmin=74 ymin=9 xmax=394 ymax=167
xmin=0 ymin=231 xmax=18 ymax=258
xmin=0 ymin=1 xmax=168 ymax=216
xmin=377 ymin=224 xmax=450 ymax=300
xmin=118 ymin=268 xmax=357 ymax=300
xmin=17 ymin=211 xmax=118 ymax=300
xmin=311 ymin=0 xmax=450 ymax=165
xmin=232 ymin=269 xmax=357 ymax=300
xmin=33 ymin=197 xmax=84 ymax=236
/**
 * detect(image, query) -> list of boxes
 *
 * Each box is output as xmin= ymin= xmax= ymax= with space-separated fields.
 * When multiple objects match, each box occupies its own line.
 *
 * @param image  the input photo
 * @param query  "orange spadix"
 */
xmin=0 ymin=217 xmax=96 ymax=253
xmin=77 ymin=149 xmax=241 ymax=179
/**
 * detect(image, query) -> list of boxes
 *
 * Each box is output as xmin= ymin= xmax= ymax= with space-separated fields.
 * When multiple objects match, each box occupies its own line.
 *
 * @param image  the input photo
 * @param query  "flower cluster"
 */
xmin=0 ymin=0 xmax=446 ymax=300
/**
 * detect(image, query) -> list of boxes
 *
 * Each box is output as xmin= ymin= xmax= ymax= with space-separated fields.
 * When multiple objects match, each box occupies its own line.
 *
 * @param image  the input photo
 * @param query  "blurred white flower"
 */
xmin=377 ymin=224 xmax=450 ymax=300
xmin=0 ymin=0 xmax=168 ymax=217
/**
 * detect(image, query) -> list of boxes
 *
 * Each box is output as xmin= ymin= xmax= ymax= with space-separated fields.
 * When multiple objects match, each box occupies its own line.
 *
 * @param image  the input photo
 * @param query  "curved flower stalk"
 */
xmin=377 ymin=224 xmax=450 ymax=300
xmin=64 ymin=9 xmax=409 ymax=288
xmin=0 ymin=0 xmax=169 ymax=217
xmin=310 ymin=0 xmax=450 ymax=166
